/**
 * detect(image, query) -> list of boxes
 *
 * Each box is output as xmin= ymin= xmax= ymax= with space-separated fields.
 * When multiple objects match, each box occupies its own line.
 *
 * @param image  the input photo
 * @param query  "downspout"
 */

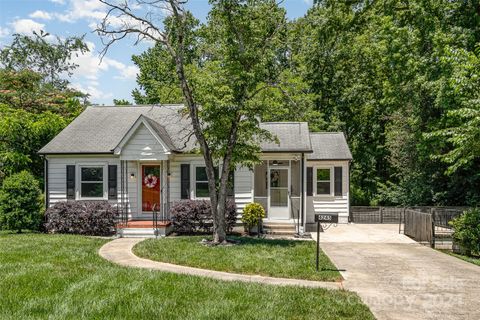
xmin=44 ymin=157 xmax=49 ymax=209
xmin=301 ymin=153 xmax=305 ymax=234
xmin=348 ymin=160 xmax=352 ymax=223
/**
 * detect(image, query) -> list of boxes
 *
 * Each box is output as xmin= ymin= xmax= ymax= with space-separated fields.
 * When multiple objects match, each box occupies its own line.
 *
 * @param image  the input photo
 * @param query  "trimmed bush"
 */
xmin=450 ymin=208 xmax=480 ymax=256
xmin=242 ymin=202 xmax=265 ymax=233
xmin=44 ymin=201 xmax=117 ymax=236
xmin=0 ymin=171 xmax=43 ymax=232
xmin=170 ymin=199 xmax=237 ymax=234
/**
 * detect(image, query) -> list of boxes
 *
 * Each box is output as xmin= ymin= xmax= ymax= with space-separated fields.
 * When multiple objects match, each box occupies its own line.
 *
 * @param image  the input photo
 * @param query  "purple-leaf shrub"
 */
xmin=44 ymin=201 xmax=117 ymax=236
xmin=170 ymin=199 xmax=237 ymax=234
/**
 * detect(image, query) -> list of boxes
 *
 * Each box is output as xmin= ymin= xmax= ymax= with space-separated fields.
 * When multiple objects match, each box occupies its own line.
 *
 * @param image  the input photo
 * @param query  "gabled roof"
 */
xmin=307 ymin=133 xmax=352 ymax=160
xmin=113 ymin=114 xmax=176 ymax=153
xmin=259 ymin=122 xmax=312 ymax=153
xmin=39 ymin=105 xmax=195 ymax=154
xmin=39 ymin=105 xmax=351 ymax=157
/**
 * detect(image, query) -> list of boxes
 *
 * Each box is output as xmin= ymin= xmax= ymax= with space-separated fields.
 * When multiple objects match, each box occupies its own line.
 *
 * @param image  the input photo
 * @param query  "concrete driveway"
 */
xmin=313 ymin=224 xmax=480 ymax=320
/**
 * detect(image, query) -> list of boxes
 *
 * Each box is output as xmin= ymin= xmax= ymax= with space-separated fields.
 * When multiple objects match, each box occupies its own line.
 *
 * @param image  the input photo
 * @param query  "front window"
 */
xmin=80 ymin=167 xmax=104 ymax=198
xmin=195 ymin=166 xmax=209 ymax=198
xmin=194 ymin=166 xmax=232 ymax=198
xmin=316 ymin=168 xmax=331 ymax=195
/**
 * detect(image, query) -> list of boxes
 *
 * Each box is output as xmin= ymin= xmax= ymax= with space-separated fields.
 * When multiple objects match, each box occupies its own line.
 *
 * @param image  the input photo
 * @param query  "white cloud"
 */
xmin=29 ymin=10 xmax=53 ymax=20
xmin=10 ymin=19 xmax=45 ymax=35
xmin=103 ymin=57 xmax=139 ymax=80
xmin=71 ymin=82 xmax=113 ymax=101
xmin=66 ymin=41 xmax=137 ymax=103
xmin=56 ymin=0 xmax=106 ymax=23
xmin=49 ymin=0 xmax=66 ymax=4
xmin=69 ymin=41 xmax=107 ymax=81
xmin=0 ymin=26 xmax=10 ymax=38
xmin=118 ymin=65 xmax=139 ymax=79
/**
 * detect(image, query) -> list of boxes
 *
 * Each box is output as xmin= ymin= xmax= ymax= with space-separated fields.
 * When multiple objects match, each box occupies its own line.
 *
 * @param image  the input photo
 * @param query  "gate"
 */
xmin=404 ymin=209 xmax=432 ymax=244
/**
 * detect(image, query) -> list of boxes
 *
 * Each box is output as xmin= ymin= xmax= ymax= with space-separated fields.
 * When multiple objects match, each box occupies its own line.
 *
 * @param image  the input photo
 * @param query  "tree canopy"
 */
xmin=0 ymin=31 xmax=88 ymax=184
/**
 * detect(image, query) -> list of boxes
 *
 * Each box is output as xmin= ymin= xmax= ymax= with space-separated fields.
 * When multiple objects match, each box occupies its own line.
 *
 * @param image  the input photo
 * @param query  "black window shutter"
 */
xmin=334 ymin=166 xmax=343 ymax=196
xmin=307 ymin=167 xmax=313 ymax=196
xmin=66 ymin=165 xmax=75 ymax=199
xmin=108 ymin=165 xmax=117 ymax=200
xmin=181 ymin=164 xmax=190 ymax=199
xmin=227 ymin=170 xmax=235 ymax=197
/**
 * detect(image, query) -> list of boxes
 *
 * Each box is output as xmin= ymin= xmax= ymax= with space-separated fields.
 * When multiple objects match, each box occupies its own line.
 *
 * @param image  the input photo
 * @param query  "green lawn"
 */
xmin=134 ymin=236 xmax=342 ymax=281
xmin=440 ymin=250 xmax=480 ymax=267
xmin=0 ymin=232 xmax=373 ymax=320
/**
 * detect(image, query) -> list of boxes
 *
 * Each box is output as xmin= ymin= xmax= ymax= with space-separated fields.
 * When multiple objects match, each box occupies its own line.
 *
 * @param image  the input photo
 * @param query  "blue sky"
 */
xmin=0 ymin=0 xmax=312 ymax=105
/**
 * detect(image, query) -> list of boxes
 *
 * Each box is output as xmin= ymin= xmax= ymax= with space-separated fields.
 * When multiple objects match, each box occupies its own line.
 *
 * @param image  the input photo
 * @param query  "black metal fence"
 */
xmin=350 ymin=206 xmax=404 ymax=224
xmin=351 ymin=206 xmax=468 ymax=225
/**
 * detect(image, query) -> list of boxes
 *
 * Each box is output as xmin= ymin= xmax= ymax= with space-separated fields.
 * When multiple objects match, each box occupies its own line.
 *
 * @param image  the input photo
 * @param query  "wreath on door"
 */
xmin=144 ymin=174 xmax=158 ymax=188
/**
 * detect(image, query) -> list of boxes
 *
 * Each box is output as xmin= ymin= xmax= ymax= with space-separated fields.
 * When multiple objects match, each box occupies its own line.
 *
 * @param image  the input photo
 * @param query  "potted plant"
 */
xmin=241 ymin=202 xmax=266 ymax=235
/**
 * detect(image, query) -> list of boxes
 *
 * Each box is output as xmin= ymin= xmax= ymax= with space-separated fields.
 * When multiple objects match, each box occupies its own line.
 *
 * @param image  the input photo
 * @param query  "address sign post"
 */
xmin=315 ymin=213 xmax=338 ymax=271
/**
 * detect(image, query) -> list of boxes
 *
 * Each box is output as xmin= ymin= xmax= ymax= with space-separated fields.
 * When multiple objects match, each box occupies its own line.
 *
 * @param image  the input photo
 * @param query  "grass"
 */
xmin=0 ymin=232 xmax=373 ymax=320
xmin=439 ymin=250 xmax=480 ymax=267
xmin=134 ymin=235 xmax=342 ymax=281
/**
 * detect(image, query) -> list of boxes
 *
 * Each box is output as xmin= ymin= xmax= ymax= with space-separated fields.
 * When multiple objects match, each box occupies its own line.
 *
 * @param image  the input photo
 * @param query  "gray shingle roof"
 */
xmin=259 ymin=122 xmax=312 ymax=153
xmin=307 ymin=133 xmax=352 ymax=160
xmin=39 ymin=105 xmax=195 ymax=154
xmin=40 ymin=105 xmax=349 ymax=156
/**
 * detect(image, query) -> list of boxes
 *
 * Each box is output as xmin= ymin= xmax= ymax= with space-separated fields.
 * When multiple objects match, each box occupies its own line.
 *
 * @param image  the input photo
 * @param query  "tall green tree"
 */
xmin=97 ymin=0 xmax=293 ymax=243
xmin=0 ymin=31 xmax=88 ymax=183
xmin=293 ymin=0 xmax=480 ymax=206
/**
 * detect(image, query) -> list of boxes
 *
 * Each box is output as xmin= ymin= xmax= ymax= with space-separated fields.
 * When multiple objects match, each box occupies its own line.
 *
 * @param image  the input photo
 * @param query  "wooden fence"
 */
xmin=404 ymin=209 xmax=433 ymax=244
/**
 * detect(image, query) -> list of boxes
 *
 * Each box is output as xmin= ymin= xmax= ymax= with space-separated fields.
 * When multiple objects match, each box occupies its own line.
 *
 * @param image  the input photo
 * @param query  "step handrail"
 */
xmin=152 ymin=203 xmax=158 ymax=236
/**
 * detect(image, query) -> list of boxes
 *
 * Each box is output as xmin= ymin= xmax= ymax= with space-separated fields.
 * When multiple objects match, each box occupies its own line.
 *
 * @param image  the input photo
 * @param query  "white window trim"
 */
xmin=313 ymin=166 xmax=334 ymax=197
xmin=192 ymin=164 xmax=211 ymax=200
xmin=191 ymin=164 xmax=230 ymax=200
xmin=76 ymin=163 xmax=108 ymax=200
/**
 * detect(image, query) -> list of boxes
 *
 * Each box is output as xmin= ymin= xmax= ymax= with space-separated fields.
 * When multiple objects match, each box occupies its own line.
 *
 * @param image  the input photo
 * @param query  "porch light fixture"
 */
xmin=272 ymin=160 xmax=278 ymax=166
xmin=130 ymin=173 xmax=135 ymax=179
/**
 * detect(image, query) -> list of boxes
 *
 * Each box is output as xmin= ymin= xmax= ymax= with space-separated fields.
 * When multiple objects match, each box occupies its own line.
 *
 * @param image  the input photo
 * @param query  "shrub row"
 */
xmin=44 ymin=201 xmax=117 ymax=236
xmin=170 ymin=199 xmax=237 ymax=234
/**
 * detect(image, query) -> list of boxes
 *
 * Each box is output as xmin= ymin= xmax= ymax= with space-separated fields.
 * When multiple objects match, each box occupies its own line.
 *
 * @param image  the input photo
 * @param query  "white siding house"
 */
xmin=39 ymin=105 xmax=352 ymax=235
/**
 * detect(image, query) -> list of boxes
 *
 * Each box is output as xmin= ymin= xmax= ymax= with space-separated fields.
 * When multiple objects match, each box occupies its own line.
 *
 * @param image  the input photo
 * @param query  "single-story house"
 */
xmin=39 ymin=105 xmax=352 ymax=235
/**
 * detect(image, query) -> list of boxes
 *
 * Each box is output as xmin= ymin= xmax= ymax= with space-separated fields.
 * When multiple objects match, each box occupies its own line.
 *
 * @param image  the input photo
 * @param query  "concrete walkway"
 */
xmin=99 ymin=237 xmax=342 ymax=289
xmin=313 ymin=224 xmax=480 ymax=320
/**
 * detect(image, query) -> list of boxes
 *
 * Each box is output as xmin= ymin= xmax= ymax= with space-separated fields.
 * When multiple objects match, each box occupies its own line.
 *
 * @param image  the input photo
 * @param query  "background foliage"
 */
xmin=1 ymin=1 xmax=479 ymax=208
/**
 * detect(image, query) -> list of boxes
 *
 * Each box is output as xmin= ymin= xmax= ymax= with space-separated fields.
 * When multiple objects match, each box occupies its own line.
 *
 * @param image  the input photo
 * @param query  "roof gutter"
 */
xmin=37 ymin=151 xmax=115 ymax=155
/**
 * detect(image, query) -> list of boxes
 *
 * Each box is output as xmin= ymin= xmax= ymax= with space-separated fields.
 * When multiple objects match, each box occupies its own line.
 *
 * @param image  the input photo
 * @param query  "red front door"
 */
xmin=141 ymin=165 xmax=160 ymax=212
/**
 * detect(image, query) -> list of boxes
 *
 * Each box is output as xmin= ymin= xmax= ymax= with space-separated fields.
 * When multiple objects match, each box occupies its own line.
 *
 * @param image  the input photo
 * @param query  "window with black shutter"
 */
xmin=307 ymin=167 xmax=313 ymax=196
xmin=66 ymin=165 xmax=75 ymax=199
xmin=334 ymin=166 xmax=343 ymax=196
xmin=180 ymin=164 xmax=190 ymax=199
xmin=108 ymin=165 xmax=117 ymax=200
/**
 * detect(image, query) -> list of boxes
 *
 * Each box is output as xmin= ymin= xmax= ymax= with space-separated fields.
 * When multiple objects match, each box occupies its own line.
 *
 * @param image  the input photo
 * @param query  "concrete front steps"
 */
xmin=262 ymin=222 xmax=297 ymax=235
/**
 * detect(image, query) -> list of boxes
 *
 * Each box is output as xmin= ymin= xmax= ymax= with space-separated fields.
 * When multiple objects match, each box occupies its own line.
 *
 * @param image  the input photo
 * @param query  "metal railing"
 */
xmin=152 ymin=203 xmax=158 ymax=235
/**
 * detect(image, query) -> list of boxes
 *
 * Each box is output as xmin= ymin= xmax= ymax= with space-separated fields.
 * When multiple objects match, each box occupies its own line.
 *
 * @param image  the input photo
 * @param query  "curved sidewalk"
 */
xmin=99 ymin=237 xmax=342 ymax=289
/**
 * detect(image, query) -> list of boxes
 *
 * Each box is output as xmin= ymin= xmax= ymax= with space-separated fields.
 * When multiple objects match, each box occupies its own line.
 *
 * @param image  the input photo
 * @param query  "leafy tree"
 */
xmin=0 ymin=69 xmax=85 ymax=116
xmin=293 ymin=0 xmax=480 ymax=206
xmin=0 ymin=104 xmax=68 ymax=182
xmin=0 ymin=31 xmax=88 ymax=88
xmin=0 ymin=171 xmax=43 ymax=233
xmin=113 ymin=99 xmax=132 ymax=105
xmin=97 ymin=0 xmax=292 ymax=243
xmin=0 ymin=31 xmax=88 ymax=184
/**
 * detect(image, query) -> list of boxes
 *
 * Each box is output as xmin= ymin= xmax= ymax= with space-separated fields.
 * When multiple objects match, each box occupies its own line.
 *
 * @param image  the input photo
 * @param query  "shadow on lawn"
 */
xmin=223 ymin=236 xmax=311 ymax=248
